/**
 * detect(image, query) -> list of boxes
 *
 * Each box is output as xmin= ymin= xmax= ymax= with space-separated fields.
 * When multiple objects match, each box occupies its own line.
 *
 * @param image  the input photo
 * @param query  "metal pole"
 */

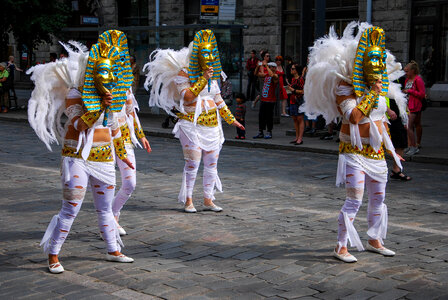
xmin=367 ymin=0 xmax=372 ymax=23
xmin=156 ymin=0 xmax=160 ymax=48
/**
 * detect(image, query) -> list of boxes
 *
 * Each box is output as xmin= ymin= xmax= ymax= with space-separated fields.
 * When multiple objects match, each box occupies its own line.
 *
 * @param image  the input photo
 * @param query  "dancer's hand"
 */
xmin=141 ymin=137 xmax=152 ymax=153
xmin=397 ymin=153 xmax=405 ymax=162
xmin=122 ymin=157 xmax=135 ymax=169
xmin=203 ymin=67 xmax=213 ymax=80
xmin=387 ymin=108 xmax=397 ymax=120
xmin=101 ymin=92 xmax=113 ymax=107
xmin=233 ymin=120 xmax=245 ymax=130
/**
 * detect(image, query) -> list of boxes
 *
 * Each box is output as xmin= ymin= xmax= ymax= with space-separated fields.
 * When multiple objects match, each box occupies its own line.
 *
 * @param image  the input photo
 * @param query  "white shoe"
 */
xmin=406 ymin=147 xmax=419 ymax=156
xmin=106 ymin=253 xmax=134 ymax=263
xmin=366 ymin=243 xmax=396 ymax=256
xmin=117 ymin=226 xmax=127 ymax=236
xmin=333 ymin=250 xmax=357 ymax=263
xmin=184 ymin=204 xmax=197 ymax=213
xmin=48 ymin=261 xmax=64 ymax=274
xmin=203 ymin=204 xmax=223 ymax=212
xmin=115 ymin=220 xmax=127 ymax=236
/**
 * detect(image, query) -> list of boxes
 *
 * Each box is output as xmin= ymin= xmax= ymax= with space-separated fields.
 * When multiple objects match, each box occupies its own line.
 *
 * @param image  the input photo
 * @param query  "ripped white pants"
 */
xmin=112 ymin=146 xmax=137 ymax=218
xmin=178 ymin=130 xmax=222 ymax=204
xmin=41 ymin=160 xmax=122 ymax=255
xmin=337 ymin=164 xmax=388 ymax=251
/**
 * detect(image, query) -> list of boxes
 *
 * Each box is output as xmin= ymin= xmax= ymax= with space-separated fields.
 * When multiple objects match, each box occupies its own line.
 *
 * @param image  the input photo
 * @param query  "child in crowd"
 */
xmin=234 ymin=93 xmax=246 ymax=139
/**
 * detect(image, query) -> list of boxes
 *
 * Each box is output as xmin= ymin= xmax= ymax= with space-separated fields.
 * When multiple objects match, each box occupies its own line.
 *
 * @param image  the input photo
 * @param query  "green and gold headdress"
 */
xmin=98 ymin=29 xmax=133 ymax=96
xmin=352 ymin=26 xmax=389 ymax=97
xmin=81 ymin=42 xmax=122 ymax=112
xmin=188 ymin=29 xmax=222 ymax=83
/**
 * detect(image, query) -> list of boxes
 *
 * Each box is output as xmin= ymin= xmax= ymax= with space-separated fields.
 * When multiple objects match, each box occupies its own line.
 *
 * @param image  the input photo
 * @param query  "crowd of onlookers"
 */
xmin=240 ymin=49 xmax=427 ymax=182
xmin=0 ymin=56 xmax=23 ymax=113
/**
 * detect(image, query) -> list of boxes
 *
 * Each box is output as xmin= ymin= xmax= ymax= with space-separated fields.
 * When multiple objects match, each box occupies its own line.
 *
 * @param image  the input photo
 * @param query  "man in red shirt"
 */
xmin=246 ymin=50 xmax=259 ymax=102
xmin=253 ymin=62 xmax=278 ymax=139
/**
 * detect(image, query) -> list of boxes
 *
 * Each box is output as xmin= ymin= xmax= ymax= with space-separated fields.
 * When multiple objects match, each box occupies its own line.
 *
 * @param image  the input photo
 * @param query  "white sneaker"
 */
xmin=106 ymin=253 xmax=134 ymax=263
xmin=333 ymin=250 xmax=357 ymax=263
xmin=184 ymin=204 xmax=197 ymax=213
xmin=366 ymin=243 xmax=396 ymax=256
xmin=48 ymin=261 xmax=64 ymax=274
xmin=203 ymin=204 xmax=223 ymax=212
xmin=406 ymin=147 xmax=419 ymax=156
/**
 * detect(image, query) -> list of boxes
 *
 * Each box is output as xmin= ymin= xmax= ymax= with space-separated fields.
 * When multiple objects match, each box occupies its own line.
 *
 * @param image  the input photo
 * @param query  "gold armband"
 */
xmin=113 ymin=137 xmax=128 ymax=160
xmin=356 ymin=90 xmax=379 ymax=117
xmin=189 ymin=76 xmax=208 ymax=97
xmin=219 ymin=105 xmax=236 ymax=125
xmin=80 ymin=110 xmax=103 ymax=128
xmin=134 ymin=118 xmax=145 ymax=139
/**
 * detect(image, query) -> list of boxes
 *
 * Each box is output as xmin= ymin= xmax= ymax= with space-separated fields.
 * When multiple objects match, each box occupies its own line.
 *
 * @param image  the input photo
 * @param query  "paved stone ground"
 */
xmin=1 ymin=120 xmax=448 ymax=300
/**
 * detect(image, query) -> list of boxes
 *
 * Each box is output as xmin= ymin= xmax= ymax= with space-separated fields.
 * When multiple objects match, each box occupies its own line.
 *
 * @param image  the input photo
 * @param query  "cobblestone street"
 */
xmin=1 ymin=120 xmax=448 ymax=299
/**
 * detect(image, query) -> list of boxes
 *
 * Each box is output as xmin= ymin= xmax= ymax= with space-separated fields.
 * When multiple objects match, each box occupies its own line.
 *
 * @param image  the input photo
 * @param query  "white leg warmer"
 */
xmin=202 ymin=149 xmax=222 ymax=200
xmin=112 ymin=147 xmax=137 ymax=217
xmin=41 ymin=162 xmax=88 ymax=255
xmin=178 ymin=131 xmax=201 ymax=204
xmin=337 ymin=165 xmax=365 ymax=251
xmin=366 ymin=176 xmax=388 ymax=244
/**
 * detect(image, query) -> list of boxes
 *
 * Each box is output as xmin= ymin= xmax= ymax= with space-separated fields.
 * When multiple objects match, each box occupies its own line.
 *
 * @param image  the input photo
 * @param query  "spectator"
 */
xmin=130 ymin=55 xmax=140 ymax=94
xmin=49 ymin=53 xmax=57 ymax=62
xmin=286 ymin=64 xmax=305 ymax=145
xmin=252 ymin=50 xmax=271 ymax=109
xmin=404 ymin=60 xmax=425 ymax=155
xmin=6 ymin=56 xmax=23 ymax=99
xmin=253 ymin=62 xmax=279 ymax=139
xmin=387 ymin=95 xmax=411 ymax=181
xmin=275 ymin=55 xmax=289 ymax=117
xmin=302 ymin=65 xmax=317 ymax=135
xmin=0 ymin=62 xmax=10 ymax=112
xmin=220 ymin=76 xmax=233 ymax=106
xmin=246 ymin=50 xmax=259 ymax=102
xmin=234 ymin=93 xmax=246 ymax=139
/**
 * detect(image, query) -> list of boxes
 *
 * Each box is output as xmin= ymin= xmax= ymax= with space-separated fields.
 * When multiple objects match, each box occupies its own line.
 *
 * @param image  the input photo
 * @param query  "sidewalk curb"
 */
xmin=1 ymin=115 xmax=446 ymax=165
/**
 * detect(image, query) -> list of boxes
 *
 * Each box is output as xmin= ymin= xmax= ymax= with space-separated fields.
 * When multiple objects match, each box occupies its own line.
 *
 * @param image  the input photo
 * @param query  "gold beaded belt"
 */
xmin=177 ymin=108 xmax=218 ymax=127
xmin=62 ymin=144 xmax=114 ymax=162
xmin=339 ymin=141 xmax=385 ymax=160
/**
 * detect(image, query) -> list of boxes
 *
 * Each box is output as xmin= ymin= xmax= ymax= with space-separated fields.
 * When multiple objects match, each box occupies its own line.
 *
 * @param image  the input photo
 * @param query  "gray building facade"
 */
xmin=7 ymin=0 xmax=448 ymax=93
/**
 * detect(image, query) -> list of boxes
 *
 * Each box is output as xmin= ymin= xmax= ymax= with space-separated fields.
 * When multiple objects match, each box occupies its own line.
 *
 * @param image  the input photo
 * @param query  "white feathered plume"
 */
xmin=302 ymin=21 xmax=407 ymax=125
xmin=27 ymin=41 xmax=89 ymax=150
xmin=143 ymin=46 xmax=191 ymax=115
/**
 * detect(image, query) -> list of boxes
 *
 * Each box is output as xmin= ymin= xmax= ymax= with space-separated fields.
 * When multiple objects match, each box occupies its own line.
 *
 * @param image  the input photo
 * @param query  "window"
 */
xmin=117 ymin=0 xmax=149 ymax=26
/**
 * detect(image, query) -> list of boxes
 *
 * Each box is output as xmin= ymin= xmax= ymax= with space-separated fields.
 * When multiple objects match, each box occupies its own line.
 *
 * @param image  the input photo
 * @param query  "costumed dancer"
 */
xmin=144 ymin=29 xmax=244 ymax=213
xmin=97 ymin=30 xmax=152 ymax=236
xmin=302 ymin=22 xmax=408 ymax=263
xmin=28 ymin=39 xmax=135 ymax=274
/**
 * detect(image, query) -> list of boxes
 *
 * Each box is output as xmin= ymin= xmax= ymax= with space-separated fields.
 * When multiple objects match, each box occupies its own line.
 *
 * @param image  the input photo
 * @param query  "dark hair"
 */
xmin=292 ymin=64 xmax=304 ymax=76
xmin=235 ymin=93 xmax=246 ymax=103
xmin=50 ymin=53 xmax=57 ymax=60
xmin=285 ymin=55 xmax=292 ymax=62
xmin=261 ymin=51 xmax=270 ymax=61
xmin=251 ymin=49 xmax=256 ymax=54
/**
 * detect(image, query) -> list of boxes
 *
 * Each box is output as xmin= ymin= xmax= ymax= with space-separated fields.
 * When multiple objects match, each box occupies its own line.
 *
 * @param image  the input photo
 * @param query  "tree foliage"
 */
xmin=0 ymin=0 xmax=70 ymax=55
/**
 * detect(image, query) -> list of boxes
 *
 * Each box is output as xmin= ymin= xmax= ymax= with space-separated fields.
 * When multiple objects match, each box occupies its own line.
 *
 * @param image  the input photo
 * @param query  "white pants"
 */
xmin=337 ymin=164 xmax=388 ymax=251
xmin=112 ymin=146 xmax=136 ymax=218
xmin=178 ymin=129 xmax=222 ymax=203
xmin=41 ymin=159 xmax=121 ymax=255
